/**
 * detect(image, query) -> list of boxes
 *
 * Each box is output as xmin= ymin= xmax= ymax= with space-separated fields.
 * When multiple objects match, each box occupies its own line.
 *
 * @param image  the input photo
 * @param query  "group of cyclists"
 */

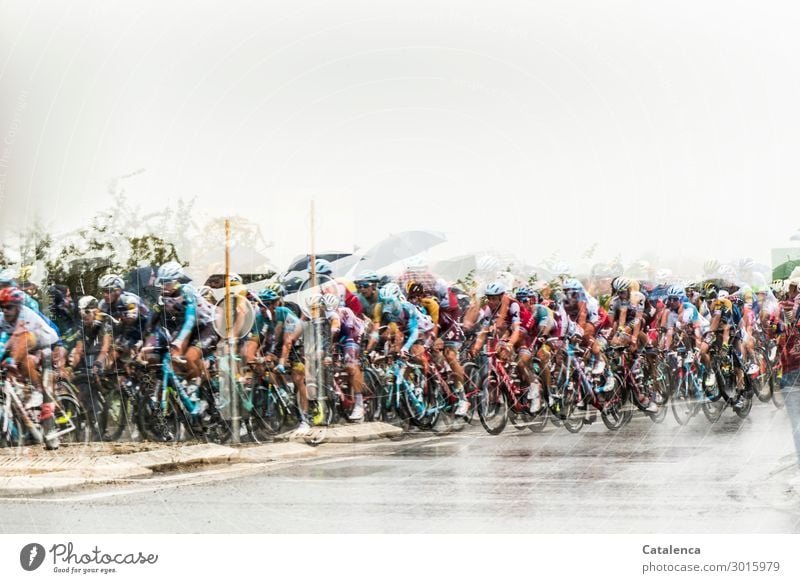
xmin=0 ymin=253 xmax=794 ymax=449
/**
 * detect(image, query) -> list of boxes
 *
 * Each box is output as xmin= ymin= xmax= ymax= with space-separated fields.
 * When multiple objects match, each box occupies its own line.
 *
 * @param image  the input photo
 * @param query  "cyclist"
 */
xmin=353 ymin=270 xmax=381 ymax=317
xmin=146 ymin=261 xmax=217 ymax=388
xmin=246 ymin=287 xmax=310 ymax=434
xmin=516 ymin=286 xmax=556 ymax=413
xmin=97 ymin=274 xmax=151 ymax=358
xmin=69 ymin=295 xmax=114 ymax=440
xmin=0 ymin=287 xmax=60 ymax=447
xmin=317 ymin=293 xmax=367 ymax=422
xmin=46 ymin=284 xmax=80 ymax=379
xmin=406 ymin=281 xmax=469 ymax=417
xmin=365 ymin=282 xmax=421 ymax=360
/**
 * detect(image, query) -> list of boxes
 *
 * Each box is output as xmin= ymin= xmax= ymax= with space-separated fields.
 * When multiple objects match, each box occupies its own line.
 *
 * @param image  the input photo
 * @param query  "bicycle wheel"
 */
xmin=647 ymin=363 xmax=670 ymax=424
xmin=733 ymin=392 xmax=753 ymax=419
xmin=136 ymin=391 xmax=180 ymax=442
xmin=600 ymin=375 xmax=627 ymax=431
xmin=752 ymin=350 xmax=773 ymax=403
xmin=478 ymin=374 xmax=508 ymax=435
xmin=362 ymin=369 xmax=381 ymax=422
xmin=702 ymin=397 xmax=725 ymax=423
xmin=0 ymin=408 xmax=22 ymax=447
xmin=430 ymin=377 xmax=455 ymax=435
xmin=458 ymin=363 xmax=481 ymax=426
xmin=378 ymin=380 xmax=411 ymax=437
xmin=101 ymin=385 xmax=131 ymax=442
xmin=250 ymin=386 xmax=285 ymax=439
xmin=670 ymin=377 xmax=696 ymax=426
xmin=54 ymin=392 xmax=86 ymax=443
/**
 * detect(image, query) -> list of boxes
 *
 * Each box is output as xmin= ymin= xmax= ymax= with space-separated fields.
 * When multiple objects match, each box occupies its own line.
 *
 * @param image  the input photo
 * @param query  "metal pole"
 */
xmin=225 ymin=219 xmax=240 ymax=443
xmin=309 ymin=200 xmax=325 ymax=421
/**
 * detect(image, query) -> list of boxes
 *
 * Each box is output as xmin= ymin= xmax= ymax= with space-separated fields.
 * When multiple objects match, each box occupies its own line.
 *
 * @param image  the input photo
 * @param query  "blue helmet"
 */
xmin=258 ymin=288 xmax=279 ymax=303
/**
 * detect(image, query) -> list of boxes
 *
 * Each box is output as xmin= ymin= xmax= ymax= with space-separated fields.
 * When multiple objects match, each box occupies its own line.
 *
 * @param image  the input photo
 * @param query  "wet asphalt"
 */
xmin=3 ymin=401 xmax=799 ymax=533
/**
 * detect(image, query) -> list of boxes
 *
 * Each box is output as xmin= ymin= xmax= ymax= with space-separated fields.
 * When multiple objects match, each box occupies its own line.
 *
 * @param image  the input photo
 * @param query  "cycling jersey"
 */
xmin=374 ymin=300 xmax=420 ymax=352
xmin=150 ymin=284 xmax=215 ymax=344
xmin=324 ymin=306 xmax=364 ymax=347
xmin=0 ymin=305 xmax=60 ymax=349
xmin=99 ymin=291 xmax=151 ymax=347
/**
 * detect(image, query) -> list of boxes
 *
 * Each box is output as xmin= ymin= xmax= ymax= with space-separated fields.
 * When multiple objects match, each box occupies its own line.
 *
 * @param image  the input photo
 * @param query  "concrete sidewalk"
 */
xmin=0 ymin=422 xmax=402 ymax=496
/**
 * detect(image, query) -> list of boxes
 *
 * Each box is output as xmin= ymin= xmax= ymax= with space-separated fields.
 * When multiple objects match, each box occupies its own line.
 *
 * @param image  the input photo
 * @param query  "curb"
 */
xmin=0 ymin=422 xmax=399 ymax=496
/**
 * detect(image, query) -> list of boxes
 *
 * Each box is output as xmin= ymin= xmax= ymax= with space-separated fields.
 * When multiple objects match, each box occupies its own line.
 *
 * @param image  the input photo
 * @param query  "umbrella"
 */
xmin=772 ymin=259 xmax=800 ymax=281
xmin=187 ymin=244 xmax=275 ymax=282
xmin=353 ymin=230 xmax=447 ymax=273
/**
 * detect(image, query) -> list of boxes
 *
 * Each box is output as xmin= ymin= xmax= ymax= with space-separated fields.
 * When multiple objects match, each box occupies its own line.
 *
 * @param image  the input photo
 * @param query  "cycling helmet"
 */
xmin=78 ymin=295 xmax=99 ymax=311
xmin=195 ymin=285 xmax=214 ymax=298
xmin=704 ymin=282 xmax=719 ymax=299
xmin=484 ymin=282 xmax=507 ymax=297
xmin=305 ymin=293 xmax=323 ymax=307
xmin=156 ymin=261 xmax=186 ymax=283
xmin=266 ymin=282 xmax=286 ymax=297
xmin=405 ymin=281 xmax=424 ymax=299
xmin=98 ymin=274 xmax=125 ymax=290
xmin=515 ymin=286 xmax=532 ymax=300
xmin=611 ymin=277 xmax=631 ymax=293
xmin=684 ymin=280 xmax=698 ymax=292
xmin=0 ymin=268 xmax=18 ymax=286
xmin=258 ymin=288 xmax=279 ymax=303
xmin=355 ymin=270 xmax=380 ymax=284
xmin=321 ymin=293 xmax=340 ymax=310
xmin=379 ymin=282 xmax=403 ymax=303
xmin=667 ymin=285 xmax=684 ymax=298
xmin=771 ymin=280 xmax=785 ymax=293
xmin=228 ymin=273 xmax=243 ymax=284
xmin=309 ymin=258 xmax=333 ymax=276
xmin=718 ymin=289 xmax=730 ymax=300
xmin=562 ymin=278 xmax=582 ymax=291
xmin=0 ymin=287 xmax=25 ymax=306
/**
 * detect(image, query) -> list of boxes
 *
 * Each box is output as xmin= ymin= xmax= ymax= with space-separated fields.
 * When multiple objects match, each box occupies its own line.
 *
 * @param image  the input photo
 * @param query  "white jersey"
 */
xmin=1 ymin=305 xmax=60 ymax=348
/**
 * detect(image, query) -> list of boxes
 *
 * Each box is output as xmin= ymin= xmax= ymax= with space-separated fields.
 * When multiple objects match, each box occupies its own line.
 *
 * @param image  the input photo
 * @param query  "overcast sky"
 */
xmin=1 ymin=0 xmax=799 ymax=273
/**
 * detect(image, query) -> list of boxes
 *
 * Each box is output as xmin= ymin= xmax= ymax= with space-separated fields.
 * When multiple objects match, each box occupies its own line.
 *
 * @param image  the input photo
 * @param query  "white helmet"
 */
xmin=98 ymin=274 xmax=125 ymax=290
xmin=718 ymin=289 xmax=730 ymax=299
xmin=321 ymin=293 xmax=339 ymax=311
xmin=229 ymin=272 xmax=243 ymax=284
xmin=0 ymin=267 xmax=18 ymax=285
xmin=611 ymin=277 xmax=631 ymax=293
xmin=78 ymin=295 xmax=99 ymax=311
xmin=484 ymin=281 xmax=507 ymax=296
xmin=156 ymin=261 xmax=186 ymax=284
xmin=379 ymin=282 xmax=403 ymax=303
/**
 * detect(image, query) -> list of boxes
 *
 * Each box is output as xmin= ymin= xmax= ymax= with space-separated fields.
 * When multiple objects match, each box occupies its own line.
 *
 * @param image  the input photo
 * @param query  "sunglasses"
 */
xmin=356 ymin=283 xmax=374 ymax=288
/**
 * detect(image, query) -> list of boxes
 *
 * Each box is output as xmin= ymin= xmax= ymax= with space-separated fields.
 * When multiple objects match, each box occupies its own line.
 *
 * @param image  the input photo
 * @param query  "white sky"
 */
xmin=1 ymin=0 xmax=799 ymax=273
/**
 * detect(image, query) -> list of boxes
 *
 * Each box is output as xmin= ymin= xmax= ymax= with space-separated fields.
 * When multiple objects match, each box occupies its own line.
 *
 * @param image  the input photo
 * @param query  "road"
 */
xmin=3 ymin=402 xmax=799 ymax=533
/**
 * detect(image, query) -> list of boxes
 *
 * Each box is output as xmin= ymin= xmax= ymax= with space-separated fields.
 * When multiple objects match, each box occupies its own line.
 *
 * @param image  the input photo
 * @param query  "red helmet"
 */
xmin=0 ymin=287 xmax=25 ymax=306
